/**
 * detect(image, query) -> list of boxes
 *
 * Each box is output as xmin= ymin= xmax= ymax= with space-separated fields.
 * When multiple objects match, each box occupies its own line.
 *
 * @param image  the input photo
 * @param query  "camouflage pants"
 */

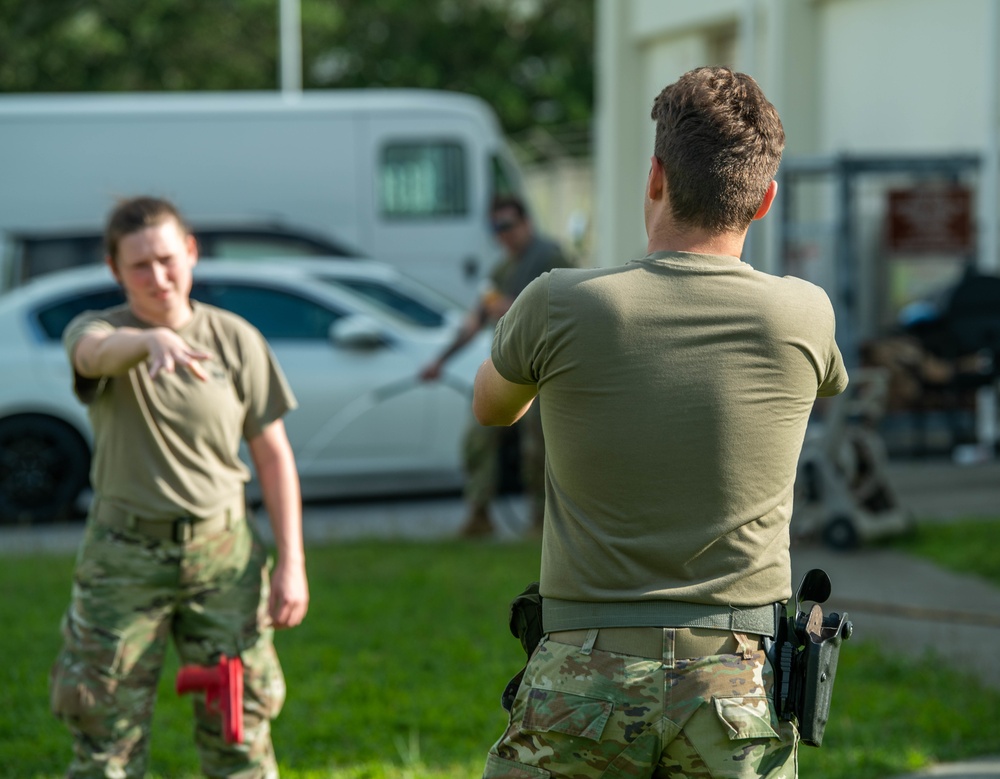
xmin=464 ymin=400 xmax=545 ymax=517
xmin=49 ymin=512 xmax=285 ymax=778
xmin=483 ymin=631 xmax=798 ymax=779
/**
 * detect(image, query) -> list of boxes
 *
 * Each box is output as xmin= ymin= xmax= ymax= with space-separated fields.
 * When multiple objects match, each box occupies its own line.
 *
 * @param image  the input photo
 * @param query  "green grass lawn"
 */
xmin=2 ymin=528 xmax=999 ymax=779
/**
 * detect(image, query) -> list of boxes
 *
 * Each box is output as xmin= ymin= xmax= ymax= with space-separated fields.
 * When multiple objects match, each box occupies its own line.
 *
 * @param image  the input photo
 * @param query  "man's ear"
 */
xmin=753 ymin=179 xmax=778 ymax=221
xmin=646 ymin=155 xmax=666 ymax=202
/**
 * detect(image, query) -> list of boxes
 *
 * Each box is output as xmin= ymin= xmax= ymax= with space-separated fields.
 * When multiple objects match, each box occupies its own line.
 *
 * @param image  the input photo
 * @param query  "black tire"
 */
xmin=821 ymin=515 xmax=860 ymax=551
xmin=0 ymin=414 xmax=90 ymax=524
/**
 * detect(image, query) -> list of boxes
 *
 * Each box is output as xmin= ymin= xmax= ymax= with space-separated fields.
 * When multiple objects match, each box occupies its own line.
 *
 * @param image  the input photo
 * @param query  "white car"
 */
xmin=0 ymin=259 xmax=490 ymax=523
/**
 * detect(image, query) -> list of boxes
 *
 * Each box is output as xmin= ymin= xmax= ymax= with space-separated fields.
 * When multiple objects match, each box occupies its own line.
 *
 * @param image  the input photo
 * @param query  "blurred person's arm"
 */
xmin=420 ymin=304 xmax=490 ymax=380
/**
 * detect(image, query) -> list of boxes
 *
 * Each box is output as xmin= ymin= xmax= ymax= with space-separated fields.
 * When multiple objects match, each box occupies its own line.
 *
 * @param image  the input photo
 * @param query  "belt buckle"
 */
xmin=172 ymin=516 xmax=196 ymax=543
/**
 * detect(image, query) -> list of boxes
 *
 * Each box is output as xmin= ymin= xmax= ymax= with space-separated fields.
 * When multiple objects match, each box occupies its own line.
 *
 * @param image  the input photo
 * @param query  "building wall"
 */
xmin=817 ymin=0 xmax=990 ymax=154
xmin=595 ymin=0 xmax=1000 ymax=345
xmin=596 ymin=0 xmax=997 ymax=256
xmin=521 ymin=157 xmax=595 ymax=266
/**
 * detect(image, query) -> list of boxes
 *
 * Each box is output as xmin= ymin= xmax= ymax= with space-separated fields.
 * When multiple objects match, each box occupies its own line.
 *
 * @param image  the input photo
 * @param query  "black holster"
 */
xmin=769 ymin=569 xmax=853 ymax=747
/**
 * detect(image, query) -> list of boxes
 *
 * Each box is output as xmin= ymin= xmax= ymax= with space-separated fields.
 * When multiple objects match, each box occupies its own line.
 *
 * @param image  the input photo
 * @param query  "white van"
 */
xmin=0 ymin=89 xmax=525 ymax=304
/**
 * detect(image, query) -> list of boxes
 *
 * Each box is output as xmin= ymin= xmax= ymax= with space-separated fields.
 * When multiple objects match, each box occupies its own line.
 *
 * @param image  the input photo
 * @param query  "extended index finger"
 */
xmin=184 ymin=354 xmax=210 ymax=382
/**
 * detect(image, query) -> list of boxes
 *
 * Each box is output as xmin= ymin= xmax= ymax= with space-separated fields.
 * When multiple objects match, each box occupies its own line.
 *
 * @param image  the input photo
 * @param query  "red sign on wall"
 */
xmin=886 ymin=186 xmax=973 ymax=254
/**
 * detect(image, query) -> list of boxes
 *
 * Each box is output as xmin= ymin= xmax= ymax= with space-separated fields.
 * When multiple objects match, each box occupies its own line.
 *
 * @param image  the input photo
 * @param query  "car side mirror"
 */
xmin=329 ymin=315 xmax=386 ymax=349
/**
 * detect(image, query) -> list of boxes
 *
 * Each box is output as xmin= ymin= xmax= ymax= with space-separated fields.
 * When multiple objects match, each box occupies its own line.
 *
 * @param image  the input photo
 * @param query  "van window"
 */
xmin=491 ymin=154 xmax=519 ymax=198
xmin=379 ymin=142 xmax=467 ymax=218
xmin=20 ymin=237 xmax=103 ymax=284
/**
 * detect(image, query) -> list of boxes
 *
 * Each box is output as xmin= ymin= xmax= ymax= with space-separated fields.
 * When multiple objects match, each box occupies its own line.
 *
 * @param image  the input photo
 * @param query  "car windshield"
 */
xmin=319 ymin=275 xmax=448 ymax=328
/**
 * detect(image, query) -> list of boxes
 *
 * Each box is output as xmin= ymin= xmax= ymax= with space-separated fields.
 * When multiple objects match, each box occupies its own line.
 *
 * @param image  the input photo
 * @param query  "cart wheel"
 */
xmin=822 ymin=516 xmax=860 ymax=550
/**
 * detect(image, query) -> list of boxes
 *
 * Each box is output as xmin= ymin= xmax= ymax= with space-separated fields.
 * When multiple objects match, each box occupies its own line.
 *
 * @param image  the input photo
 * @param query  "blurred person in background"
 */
xmin=49 ymin=196 xmax=308 ymax=778
xmin=421 ymin=194 xmax=571 ymax=538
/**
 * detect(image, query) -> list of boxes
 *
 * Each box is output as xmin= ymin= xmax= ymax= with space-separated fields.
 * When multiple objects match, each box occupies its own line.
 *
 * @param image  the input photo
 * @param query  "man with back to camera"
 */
xmin=473 ymin=67 xmax=848 ymax=778
xmin=421 ymin=194 xmax=571 ymax=538
xmin=49 ymin=196 xmax=308 ymax=778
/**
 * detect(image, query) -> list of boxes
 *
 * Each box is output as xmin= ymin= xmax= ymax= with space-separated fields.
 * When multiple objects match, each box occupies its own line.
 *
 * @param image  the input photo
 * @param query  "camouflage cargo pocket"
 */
xmin=521 ymin=687 xmax=614 ymax=741
xmin=683 ymin=695 xmax=796 ymax=779
xmin=483 ymin=753 xmax=550 ymax=778
xmin=49 ymin=609 xmax=125 ymax=733
xmin=712 ymin=695 xmax=780 ymax=740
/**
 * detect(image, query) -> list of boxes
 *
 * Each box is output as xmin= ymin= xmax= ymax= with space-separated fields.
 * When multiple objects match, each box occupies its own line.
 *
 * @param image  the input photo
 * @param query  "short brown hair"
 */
xmin=650 ymin=67 xmax=785 ymax=234
xmin=105 ymin=196 xmax=191 ymax=264
xmin=490 ymin=194 xmax=529 ymax=221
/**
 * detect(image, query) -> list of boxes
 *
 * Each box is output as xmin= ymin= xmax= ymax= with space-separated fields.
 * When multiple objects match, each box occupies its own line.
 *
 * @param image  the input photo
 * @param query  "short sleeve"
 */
xmin=491 ymin=273 xmax=551 ymax=385
xmin=63 ymin=311 xmax=116 ymax=404
xmin=816 ymin=302 xmax=849 ymax=398
xmin=236 ymin=327 xmax=298 ymax=441
xmin=63 ymin=311 xmax=114 ymax=364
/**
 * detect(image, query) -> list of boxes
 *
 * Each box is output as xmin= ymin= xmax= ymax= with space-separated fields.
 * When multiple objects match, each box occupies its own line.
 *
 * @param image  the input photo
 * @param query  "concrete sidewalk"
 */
xmin=885 ymin=459 xmax=1000 ymax=522
xmin=3 ymin=457 xmax=997 ymax=549
xmin=790 ymin=543 xmax=1000 ymax=691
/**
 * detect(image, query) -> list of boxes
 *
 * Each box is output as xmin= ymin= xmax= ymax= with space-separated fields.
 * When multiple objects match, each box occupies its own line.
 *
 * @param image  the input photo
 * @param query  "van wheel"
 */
xmin=0 ymin=415 xmax=90 ymax=524
xmin=822 ymin=516 xmax=860 ymax=550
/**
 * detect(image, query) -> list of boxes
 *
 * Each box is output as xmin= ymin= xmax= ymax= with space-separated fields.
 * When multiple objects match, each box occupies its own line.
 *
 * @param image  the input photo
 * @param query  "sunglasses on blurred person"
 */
xmin=492 ymin=218 xmax=520 ymax=234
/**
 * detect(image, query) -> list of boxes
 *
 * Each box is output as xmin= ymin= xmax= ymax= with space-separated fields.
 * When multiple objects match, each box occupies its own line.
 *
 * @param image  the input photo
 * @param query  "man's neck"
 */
xmin=646 ymin=223 xmax=746 ymax=259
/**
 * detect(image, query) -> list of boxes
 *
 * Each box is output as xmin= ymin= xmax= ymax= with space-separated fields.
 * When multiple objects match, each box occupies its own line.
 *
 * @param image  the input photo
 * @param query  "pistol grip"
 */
xmin=223 ymin=655 xmax=245 ymax=745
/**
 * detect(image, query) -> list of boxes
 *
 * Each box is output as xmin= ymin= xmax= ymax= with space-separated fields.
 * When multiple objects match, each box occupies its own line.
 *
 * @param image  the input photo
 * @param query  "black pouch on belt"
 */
xmin=508 ymin=581 xmax=544 ymax=655
xmin=501 ymin=581 xmax=544 ymax=712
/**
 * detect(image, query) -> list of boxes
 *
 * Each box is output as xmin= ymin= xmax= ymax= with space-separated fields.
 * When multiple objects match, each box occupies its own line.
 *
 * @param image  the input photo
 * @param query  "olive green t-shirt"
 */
xmin=492 ymin=252 xmax=848 ymax=607
xmin=64 ymin=302 xmax=297 ymax=521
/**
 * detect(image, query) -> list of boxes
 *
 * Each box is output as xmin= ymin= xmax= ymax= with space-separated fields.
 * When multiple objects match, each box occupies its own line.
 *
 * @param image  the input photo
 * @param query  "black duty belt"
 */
xmin=93 ymin=497 xmax=245 ymax=543
xmin=542 ymin=597 xmax=779 ymax=637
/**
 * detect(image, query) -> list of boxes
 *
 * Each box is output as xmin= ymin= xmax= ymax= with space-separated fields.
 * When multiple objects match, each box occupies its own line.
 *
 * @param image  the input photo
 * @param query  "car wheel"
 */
xmin=0 ymin=414 xmax=90 ymax=524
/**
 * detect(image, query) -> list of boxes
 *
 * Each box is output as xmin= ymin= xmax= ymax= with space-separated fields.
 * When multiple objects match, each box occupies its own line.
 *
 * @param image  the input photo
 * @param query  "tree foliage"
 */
xmin=0 ymin=0 xmax=278 ymax=91
xmin=0 ymin=0 xmax=593 ymax=136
